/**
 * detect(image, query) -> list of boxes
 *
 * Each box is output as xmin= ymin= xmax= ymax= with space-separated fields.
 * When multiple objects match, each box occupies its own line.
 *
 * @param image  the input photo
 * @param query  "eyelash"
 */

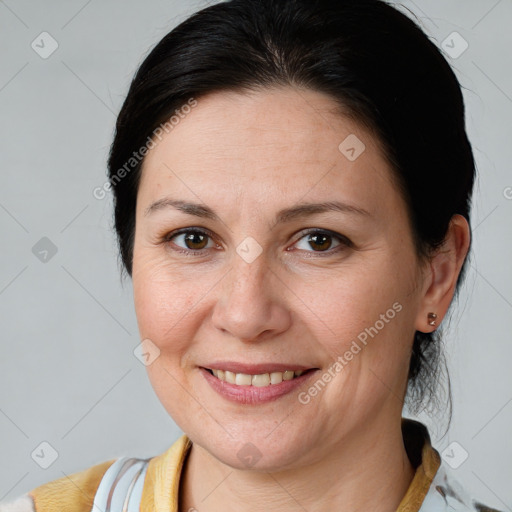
xmin=162 ymin=227 xmax=353 ymax=257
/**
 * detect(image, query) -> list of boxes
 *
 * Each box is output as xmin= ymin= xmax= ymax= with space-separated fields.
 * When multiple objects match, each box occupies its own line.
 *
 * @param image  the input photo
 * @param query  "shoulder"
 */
xmin=0 ymin=458 xmax=117 ymax=512
xmin=422 ymin=462 xmax=505 ymax=512
xmin=0 ymin=495 xmax=35 ymax=512
xmin=0 ymin=436 xmax=190 ymax=512
xmin=401 ymin=419 xmax=505 ymax=512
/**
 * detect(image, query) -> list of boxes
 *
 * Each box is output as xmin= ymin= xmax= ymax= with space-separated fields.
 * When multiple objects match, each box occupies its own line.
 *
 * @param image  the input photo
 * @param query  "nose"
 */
xmin=211 ymin=250 xmax=292 ymax=343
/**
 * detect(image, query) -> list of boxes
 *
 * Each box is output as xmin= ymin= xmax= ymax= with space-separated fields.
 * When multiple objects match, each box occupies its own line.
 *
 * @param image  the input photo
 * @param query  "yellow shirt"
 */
xmin=0 ymin=418 xmax=501 ymax=512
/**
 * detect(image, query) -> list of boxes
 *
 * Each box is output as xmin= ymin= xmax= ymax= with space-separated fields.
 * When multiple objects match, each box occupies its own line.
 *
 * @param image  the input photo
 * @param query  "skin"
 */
xmin=132 ymin=86 xmax=470 ymax=512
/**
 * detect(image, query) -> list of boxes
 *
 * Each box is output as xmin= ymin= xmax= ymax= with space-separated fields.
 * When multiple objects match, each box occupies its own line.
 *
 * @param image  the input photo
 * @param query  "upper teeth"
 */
xmin=210 ymin=369 xmax=304 ymax=386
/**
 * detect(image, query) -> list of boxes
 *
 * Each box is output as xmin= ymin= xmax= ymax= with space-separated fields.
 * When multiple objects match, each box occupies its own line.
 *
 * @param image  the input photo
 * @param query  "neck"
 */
xmin=178 ymin=414 xmax=416 ymax=512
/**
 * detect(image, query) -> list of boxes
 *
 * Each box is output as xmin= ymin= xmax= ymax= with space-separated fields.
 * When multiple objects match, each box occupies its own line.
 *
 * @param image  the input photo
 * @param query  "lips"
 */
xmin=200 ymin=363 xmax=319 ymax=404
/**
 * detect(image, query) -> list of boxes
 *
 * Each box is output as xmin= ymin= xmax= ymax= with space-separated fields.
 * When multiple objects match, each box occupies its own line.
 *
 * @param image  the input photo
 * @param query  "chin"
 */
xmin=186 ymin=420 xmax=318 ymax=472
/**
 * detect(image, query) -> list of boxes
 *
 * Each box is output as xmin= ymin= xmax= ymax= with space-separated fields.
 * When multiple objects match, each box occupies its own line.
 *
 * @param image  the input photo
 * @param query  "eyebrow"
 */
xmin=144 ymin=198 xmax=371 ymax=224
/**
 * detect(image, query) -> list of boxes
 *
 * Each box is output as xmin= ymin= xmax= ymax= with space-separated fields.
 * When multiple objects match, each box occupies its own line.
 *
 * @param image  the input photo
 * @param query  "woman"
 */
xmin=0 ymin=0 xmax=503 ymax=510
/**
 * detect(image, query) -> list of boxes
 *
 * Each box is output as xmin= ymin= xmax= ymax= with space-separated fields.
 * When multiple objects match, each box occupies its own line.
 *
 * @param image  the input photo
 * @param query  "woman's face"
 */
xmin=132 ymin=86 xmax=428 ymax=470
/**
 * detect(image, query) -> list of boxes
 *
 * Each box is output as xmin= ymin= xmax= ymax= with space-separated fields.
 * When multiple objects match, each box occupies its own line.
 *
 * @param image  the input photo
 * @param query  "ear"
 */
xmin=414 ymin=214 xmax=471 ymax=333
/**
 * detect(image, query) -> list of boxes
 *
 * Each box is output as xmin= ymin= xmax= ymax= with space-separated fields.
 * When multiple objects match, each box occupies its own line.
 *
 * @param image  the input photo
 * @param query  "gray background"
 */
xmin=1 ymin=0 xmax=511 ymax=509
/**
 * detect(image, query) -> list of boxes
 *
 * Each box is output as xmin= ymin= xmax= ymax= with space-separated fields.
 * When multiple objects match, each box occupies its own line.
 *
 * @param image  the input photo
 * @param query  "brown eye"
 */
xmin=293 ymin=230 xmax=351 ymax=254
xmin=182 ymin=231 xmax=209 ymax=250
xmin=306 ymin=233 xmax=332 ymax=251
xmin=166 ymin=229 xmax=216 ymax=253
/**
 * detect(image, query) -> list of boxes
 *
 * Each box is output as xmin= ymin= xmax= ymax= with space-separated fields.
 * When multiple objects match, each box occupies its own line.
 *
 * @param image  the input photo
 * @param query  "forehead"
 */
xmin=138 ymin=86 xmax=398 ymax=216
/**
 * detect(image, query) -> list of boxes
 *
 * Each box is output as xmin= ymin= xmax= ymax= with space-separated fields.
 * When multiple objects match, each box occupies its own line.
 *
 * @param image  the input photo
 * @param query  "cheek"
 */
xmin=132 ymin=257 xmax=204 ymax=426
xmin=298 ymin=254 xmax=416 ymax=367
xmin=133 ymin=255 xmax=198 ymax=349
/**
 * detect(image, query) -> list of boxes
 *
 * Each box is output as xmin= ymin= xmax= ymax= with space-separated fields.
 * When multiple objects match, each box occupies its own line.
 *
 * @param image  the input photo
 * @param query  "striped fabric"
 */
xmin=90 ymin=457 xmax=149 ymax=512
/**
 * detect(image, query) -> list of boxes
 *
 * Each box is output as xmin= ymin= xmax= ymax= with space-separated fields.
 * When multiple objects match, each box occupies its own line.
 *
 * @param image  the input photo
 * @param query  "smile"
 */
xmin=200 ymin=366 xmax=319 ymax=404
xmin=206 ymin=368 xmax=305 ymax=386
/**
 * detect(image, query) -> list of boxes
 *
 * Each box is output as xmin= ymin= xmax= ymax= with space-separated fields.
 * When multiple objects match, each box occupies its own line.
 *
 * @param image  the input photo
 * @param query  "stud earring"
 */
xmin=427 ymin=312 xmax=437 ymax=326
